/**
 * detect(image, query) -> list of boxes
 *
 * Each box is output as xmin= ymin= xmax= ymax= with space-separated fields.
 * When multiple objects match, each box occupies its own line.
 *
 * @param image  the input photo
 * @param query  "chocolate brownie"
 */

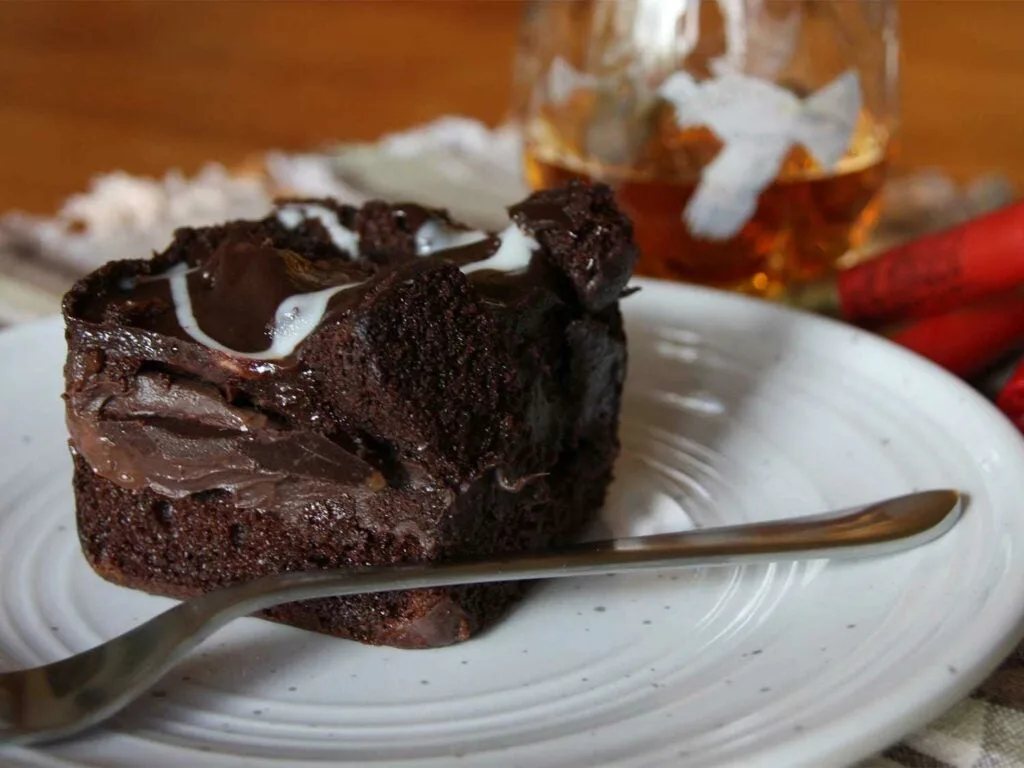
xmin=62 ymin=180 xmax=638 ymax=648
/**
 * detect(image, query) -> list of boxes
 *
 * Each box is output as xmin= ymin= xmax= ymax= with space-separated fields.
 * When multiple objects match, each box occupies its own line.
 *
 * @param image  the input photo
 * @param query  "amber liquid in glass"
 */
xmin=524 ymin=93 xmax=889 ymax=295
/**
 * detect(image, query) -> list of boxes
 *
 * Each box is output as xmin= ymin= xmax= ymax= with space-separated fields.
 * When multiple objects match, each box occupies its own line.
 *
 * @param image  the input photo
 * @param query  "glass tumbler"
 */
xmin=513 ymin=0 xmax=900 ymax=296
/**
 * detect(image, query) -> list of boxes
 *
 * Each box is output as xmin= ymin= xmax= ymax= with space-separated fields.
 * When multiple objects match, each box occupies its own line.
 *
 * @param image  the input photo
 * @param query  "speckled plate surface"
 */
xmin=3 ymin=279 xmax=1024 ymax=768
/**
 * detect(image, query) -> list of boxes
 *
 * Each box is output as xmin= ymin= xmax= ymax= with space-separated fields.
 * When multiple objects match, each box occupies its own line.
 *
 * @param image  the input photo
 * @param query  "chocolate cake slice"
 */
xmin=62 ymin=180 xmax=638 ymax=648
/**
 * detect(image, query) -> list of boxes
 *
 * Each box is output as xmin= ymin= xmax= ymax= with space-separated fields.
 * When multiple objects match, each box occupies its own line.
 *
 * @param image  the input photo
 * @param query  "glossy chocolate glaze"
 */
xmin=66 ymin=371 xmax=385 ymax=512
xmin=93 ymin=207 xmax=517 ymax=361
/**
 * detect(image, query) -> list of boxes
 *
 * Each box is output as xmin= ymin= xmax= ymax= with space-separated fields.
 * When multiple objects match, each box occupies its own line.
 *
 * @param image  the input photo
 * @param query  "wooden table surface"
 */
xmin=2 ymin=1 xmax=1023 ymax=215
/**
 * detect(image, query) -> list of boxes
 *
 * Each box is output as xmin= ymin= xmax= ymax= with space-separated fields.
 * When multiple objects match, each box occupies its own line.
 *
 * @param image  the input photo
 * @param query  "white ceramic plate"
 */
xmin=3 ymin=279 xmax=1024 ymax=768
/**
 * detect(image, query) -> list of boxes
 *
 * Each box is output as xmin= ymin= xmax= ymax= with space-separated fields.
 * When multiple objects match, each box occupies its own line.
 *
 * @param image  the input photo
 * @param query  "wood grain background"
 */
xmin=2 ymin=1 xmax=1021 ymax=214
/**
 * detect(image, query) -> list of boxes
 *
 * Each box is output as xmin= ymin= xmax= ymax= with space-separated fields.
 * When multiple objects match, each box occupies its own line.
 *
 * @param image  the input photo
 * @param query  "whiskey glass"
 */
xmin=512 ymin=0 xmax=899 ymax=296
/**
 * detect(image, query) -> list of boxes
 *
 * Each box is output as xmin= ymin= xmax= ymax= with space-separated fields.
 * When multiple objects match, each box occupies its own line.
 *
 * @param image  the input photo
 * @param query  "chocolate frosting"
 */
xmin=186 ymin=239 xmax=364 ymax=353
xmin=94 ymin=190 xmax=628 ymax=364
xmin=120 ymin=238 xmax=369 ymax=355
xmin=66 ymin=372 xmax=385 ymax=510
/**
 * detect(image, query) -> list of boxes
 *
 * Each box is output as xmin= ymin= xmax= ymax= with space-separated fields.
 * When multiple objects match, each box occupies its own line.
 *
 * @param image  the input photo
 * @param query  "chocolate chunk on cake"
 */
xmin=62 ymin=180 xmax=638 ymax=648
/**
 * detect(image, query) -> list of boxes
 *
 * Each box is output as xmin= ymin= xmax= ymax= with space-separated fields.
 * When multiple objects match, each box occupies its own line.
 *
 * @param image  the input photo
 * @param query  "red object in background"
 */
xmin=997 ymin=356 xmax=1024 ymax=430
xmin=889 ymin=294 xmax=1024 ymax=378
xmin=836 ymin=200 xmax=1024 ymax=325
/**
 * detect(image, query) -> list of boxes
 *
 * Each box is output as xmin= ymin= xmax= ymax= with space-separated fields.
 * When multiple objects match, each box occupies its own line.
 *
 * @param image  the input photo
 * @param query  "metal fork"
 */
xmin=0 ymin=489 xmax=962 ymax=747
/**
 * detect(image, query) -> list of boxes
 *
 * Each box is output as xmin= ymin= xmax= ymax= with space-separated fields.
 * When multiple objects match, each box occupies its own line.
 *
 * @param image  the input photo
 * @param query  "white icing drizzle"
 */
xmin=276 ymin=203 xmax=360 ymax=255
xmin=412 ymin=218 xmax=538 ymax=274
xmin=460 ymin=223 xmax=538 ymax=275
xmin=163 ymin=216 xmax=536 ymax=360
xmin=165 ymin=263 xmax=361 ymax=360
xmin=413 ymin=218 xmax=489 ymax=256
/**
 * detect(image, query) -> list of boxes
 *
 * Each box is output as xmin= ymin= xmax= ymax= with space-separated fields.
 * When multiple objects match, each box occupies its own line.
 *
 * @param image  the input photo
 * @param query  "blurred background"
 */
xmin=2 ymin=0 xmax=1023 ymax=215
